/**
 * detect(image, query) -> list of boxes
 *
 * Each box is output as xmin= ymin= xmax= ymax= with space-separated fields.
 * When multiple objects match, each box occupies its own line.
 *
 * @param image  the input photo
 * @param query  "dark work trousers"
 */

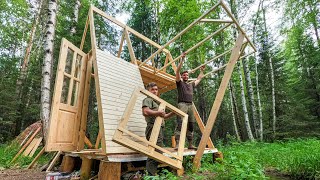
xmin=145 ymin=123 xmax=164 ymax=175
xmin=175 ymin=102 xmax=195 ymax=142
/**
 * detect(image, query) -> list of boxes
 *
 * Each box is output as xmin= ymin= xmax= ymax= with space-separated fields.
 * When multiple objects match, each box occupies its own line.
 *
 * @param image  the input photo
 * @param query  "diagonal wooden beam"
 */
xmin=157 ymin=23 xmax=232 ymax=73
xmin=124 ymin=29 xmax=137 ymax=65
xmin=220 ymin=0 xmax=256 ymax=51
xmin=139 ymin=1 xmax=221 ymax=67
xmin=117 ymin=31 xmax=125 ymax=58
xmin=193 ymin=32 xmax=245 ymax=169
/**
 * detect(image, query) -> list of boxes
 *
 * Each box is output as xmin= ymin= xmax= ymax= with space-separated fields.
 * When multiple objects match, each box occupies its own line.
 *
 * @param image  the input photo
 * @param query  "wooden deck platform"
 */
xmin=67 ymin=147 xmax=218 ymax=162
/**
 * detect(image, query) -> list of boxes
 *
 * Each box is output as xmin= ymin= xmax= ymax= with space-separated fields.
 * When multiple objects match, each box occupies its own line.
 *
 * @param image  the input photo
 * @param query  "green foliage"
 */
xmin=0 ymin=143 xmax=53 ymax=169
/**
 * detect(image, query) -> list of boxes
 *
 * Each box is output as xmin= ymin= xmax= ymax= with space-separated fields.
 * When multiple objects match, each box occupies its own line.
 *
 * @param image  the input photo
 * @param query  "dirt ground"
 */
xmin=0 ymin=169 xmax=46 ymax=180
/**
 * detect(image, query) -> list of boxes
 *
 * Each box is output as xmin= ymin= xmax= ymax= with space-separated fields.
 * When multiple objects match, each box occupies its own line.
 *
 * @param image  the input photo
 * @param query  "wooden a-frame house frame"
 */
xmin=45 ymin=0 xmax=256 ymax=176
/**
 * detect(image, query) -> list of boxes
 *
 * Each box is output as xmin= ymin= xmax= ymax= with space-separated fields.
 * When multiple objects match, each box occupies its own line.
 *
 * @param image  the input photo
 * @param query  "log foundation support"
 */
xmin=98 ymin=161 xmax=121 ymax=180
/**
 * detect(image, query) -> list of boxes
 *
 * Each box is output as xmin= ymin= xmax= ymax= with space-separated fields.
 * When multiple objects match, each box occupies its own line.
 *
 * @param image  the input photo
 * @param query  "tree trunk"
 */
xmin=254 ymin=55 xmax=263 ymax=141
xmin=242 ymin=58 xmax=259 ymax=139
xmin=71 ymin=0 xmax=81 ymax=35
xmin=41 ymin=0 xmax=58 ymax=139
xmin=252 ymin=0 xmax=263 ymax=141
xmin=269 ymin=58 xmax=276 ymax=139
xmin=229 ymin=83 xmax=241 ymax=141
xmin=16 ymin=0 xmax=43 ymax=101
xmin=237 ymin=62 xmax=254 ymax=141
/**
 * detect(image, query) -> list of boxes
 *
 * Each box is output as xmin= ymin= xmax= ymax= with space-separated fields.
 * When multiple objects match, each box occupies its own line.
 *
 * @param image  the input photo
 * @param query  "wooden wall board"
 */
xmin=95 ymin=49 xmax=146 ymax=154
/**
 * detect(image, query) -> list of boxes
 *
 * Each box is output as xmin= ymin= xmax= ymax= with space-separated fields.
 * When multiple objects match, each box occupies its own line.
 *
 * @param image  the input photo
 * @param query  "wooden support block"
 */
xmin=27 ymin=147 xmax=45 ymax=169
xmin=213 ymin=151 xmax=224 ymax=164
xmin=176 ymin=167 xmax=184 ymax=176
xmin=98 ymin=161 xmax=121 ymax=180
xmin=80 ymin=157 xmax=93 ymax=180
xmin=60 ymin=155 xmax=75 ymax=173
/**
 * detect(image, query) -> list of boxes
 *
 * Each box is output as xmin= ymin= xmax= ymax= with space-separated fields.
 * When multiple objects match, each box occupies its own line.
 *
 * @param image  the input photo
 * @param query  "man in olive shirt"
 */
xmin=142 ymin=82 xmax=173 ymax=175
xmin=175 ymin=52 xmax=205 ymax=149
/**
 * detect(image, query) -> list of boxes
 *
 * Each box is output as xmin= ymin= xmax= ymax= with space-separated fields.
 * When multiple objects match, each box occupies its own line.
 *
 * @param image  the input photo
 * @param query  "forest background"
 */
xmin=0 ymin=0 xmax=319 ymax=146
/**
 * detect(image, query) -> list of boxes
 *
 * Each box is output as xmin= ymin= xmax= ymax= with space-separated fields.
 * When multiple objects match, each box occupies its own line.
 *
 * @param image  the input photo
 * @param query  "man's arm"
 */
xmin=142 ymin=107 xmax=165 ymax=117
xmin=164 ymin=112 xmax=174 ymax=120
xmin=176 ymin=52 xmax=186 ymax=81
xmin=194 ymin=65 xmax=205 ymax=87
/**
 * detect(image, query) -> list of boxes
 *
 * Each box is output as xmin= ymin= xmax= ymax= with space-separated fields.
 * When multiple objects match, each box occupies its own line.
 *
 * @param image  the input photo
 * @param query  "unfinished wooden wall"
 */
xmin=96 ymin=49 xmax=147 ymax=153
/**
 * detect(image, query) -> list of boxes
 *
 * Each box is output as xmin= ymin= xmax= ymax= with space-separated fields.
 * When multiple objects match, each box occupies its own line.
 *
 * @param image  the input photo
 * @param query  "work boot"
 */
xmin=188 ymin=139 xmax=197 ymax=150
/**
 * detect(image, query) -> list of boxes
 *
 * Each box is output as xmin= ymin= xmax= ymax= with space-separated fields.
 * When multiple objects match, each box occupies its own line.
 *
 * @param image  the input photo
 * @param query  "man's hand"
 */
xmin=157 ymin=110 xmax=166 ymax=118
xmin=180 ymin=52 xmax=186 ymax=63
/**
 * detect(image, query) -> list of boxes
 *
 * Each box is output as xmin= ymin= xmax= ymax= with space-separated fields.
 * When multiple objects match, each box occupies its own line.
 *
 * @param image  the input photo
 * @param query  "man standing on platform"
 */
xmin=142 ymin=82 xmax=173 ymax=175
xmin=175 ymin=52 xmax=205 ymax=149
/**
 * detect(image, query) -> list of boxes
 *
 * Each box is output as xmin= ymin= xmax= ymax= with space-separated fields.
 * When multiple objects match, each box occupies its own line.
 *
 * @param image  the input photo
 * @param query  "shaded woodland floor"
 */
xmin=0 ymin=169 xmax=45 ymax=180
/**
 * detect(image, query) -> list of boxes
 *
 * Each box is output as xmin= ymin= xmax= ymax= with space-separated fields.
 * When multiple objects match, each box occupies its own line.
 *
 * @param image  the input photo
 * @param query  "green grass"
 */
xmin=0 ymin=142 xmax=53 ymax=169
xmin=144 ymin=138 xmax=320 ymax=179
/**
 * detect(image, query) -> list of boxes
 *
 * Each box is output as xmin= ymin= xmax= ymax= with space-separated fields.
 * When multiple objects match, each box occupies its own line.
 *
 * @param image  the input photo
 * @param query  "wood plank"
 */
xmin=117 ymin=31 xmax=125 ymax=58
xmin=117 ymin=128 xmax=181 ymax=161
xmin=84 ymin=136 xmax=94 ymax=148
xmin=27 ymin=147 xmax=45 ymax=169
xmin=29 ymin=137 xmax=43 ymax=157
xmin=23 ymin=138 xmax=38 ymax=156
xmin=11 ymin=127 xmax=41 ymax=163
xmin=46 ymin=151 xmax=62 ymax=172
xmin=192 ymin=104 xmax=214 ymax=148
xmin=80 ymin=16 xmax=89 ymax=51
xmin=78 ymin=53 xmax=93 ymax=150
xmin=124 ymin=28 xmax=137 ymax=65
xmin=92 ymin=46 xmax=107 ymax=154
xmin=200 ymin=19 xmax=233 ymax=23
xmin=91 ymin=6 xmax=171 ymax=54
xmin=139 ymin=2 xmax=221 ymax=66
xmin=220 ymin=0 xmax=256 ymax=51
xmin=157 ymin=23 xmax=232 ymax=73
xmin=147 ymin=103 xmax=165 ymax=154
xmin=193 ymin=32 xmax=245 ymax=169
xmin=113 ymin=135 xmax=182 ymax=169
xmin=95 ymin=132 xmax=101 ymax=149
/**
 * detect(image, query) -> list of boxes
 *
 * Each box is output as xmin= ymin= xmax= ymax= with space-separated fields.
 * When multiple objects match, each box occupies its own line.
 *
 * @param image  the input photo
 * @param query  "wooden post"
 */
xmin=60 ymin=155 xmax=75 ymax=173
xmin=193 ymin=32 xmax=245 ymax=169
xmin=98 ymin=161 xmax=121 ymax=180
xmin=80 ymin=157 xmax=93 ymax=180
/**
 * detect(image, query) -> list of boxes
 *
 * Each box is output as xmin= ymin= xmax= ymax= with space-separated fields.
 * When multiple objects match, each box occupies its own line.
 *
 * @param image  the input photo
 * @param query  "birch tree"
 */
xmin=229 ymin=83 xmax=241 ymax=141
xmin=237 ymin=62 xmax=254 ymax=141
xmin=71 ymin=0 xmax=81 ymax=35
xmin=242 ymin=57 xmax=259 ymax=138
xmin=252 ymin=0 xmax=263 ymax=141
xmin=41 ymin=0 xmax=58 ymax=138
